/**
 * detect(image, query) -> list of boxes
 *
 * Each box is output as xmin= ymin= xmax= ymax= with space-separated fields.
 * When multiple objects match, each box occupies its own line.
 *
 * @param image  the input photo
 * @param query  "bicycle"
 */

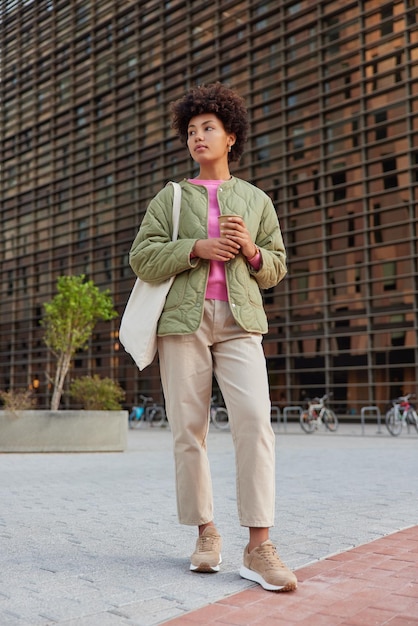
xmin=299 ymin=394 xmax=338 ymax=433
xmin=128 ymin=394 xmax=166 ymax=428
xmin=210 ymin=395 xmax=229 ymax=430
xmin=385 ymin=394 xmax=418 ymax=437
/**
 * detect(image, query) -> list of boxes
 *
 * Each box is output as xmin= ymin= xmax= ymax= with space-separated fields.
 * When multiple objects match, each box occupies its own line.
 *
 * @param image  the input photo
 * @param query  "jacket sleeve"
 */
xmin=251 ymin=195 xmax=287 ymax=290
xmin=129 ymin=185 xmax=198 ymax=283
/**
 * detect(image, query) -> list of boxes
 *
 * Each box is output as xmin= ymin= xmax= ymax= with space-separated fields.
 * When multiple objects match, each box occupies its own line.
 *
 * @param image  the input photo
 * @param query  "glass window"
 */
xmin=380 ymin=4 xmax=394 ymax=36
xmin=383 ymin=261 xmax=397 ymax=291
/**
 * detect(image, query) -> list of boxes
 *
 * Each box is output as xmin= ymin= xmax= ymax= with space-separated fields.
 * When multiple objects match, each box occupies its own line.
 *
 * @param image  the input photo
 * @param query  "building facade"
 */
xmin=1 ymin=0 xmax=417 ymax=413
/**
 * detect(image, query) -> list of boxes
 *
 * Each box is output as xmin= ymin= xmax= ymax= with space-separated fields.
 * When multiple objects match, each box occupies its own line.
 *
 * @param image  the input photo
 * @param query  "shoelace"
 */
xmin=258 ymin=544 xmax=286 ymax=569
xmin=197 ymin=535 xmax=219 ymax=552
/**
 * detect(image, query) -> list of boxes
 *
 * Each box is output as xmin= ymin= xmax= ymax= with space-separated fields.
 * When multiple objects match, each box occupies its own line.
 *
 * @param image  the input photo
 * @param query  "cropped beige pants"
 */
xmin=158 ymin=299 xmax=276 ymax=528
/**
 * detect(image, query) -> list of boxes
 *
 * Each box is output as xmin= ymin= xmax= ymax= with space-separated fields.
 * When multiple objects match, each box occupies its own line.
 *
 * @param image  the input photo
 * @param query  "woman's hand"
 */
xmin=219 ymin=216 xmax=258 ymax=259
xmin=192 ymin=237 xmax=240 ymax=261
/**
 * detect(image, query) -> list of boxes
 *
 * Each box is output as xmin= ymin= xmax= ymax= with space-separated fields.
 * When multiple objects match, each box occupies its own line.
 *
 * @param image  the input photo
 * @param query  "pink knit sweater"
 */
xmin=189 ymin=179 xmax=260 ymax=301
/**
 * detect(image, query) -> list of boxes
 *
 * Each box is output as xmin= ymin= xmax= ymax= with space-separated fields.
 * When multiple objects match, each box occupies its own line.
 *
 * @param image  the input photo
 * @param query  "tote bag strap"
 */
xmin=167 ymin=181 xmax=181 ymax=241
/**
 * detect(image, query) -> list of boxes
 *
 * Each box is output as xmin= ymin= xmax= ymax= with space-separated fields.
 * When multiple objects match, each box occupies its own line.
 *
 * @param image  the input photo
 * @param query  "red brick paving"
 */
xmin=163 ymin=526 xmax=418 ymax=625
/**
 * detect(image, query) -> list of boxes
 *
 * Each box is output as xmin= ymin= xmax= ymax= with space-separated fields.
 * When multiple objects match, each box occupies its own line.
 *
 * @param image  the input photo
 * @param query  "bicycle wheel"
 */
xmin=406 ymin=409 xmax=418 ymax=433
xmin=386 ymin=408 xmax=402 ymax=436
xmin=212 ymin=407 xmax=229 ymax=430
xmin=323 ymin=409 xmax=338 ymax=432
xmin=300 ymin=410 xmax=315 ymax=433
xmin=147 ymin=406 xmax=166 ymax=427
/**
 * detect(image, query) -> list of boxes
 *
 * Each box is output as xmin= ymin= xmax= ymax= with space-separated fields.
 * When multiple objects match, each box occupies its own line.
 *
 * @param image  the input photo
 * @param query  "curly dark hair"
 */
xmin=170 ymin=82 xmax=249 ymax=162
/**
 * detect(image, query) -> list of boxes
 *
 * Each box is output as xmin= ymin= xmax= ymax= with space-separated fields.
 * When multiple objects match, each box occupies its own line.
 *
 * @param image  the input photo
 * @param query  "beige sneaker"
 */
xmin=240 ymin=540 xmax=297 ymax=591
xmin=190 ymin=526 xmax=222 ymax=573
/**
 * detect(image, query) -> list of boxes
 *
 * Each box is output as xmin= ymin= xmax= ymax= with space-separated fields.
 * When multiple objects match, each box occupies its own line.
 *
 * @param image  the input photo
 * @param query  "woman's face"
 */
xmin=187 ymin=113 xmax=235 ymax=166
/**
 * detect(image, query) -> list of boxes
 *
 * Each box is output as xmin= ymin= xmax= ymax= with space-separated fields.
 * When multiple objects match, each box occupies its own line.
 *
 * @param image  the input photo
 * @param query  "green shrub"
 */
xmin=0 ymin=389 xmax=37 ymax=411
xmin=69 ymin=375 xmax=125 ymax=410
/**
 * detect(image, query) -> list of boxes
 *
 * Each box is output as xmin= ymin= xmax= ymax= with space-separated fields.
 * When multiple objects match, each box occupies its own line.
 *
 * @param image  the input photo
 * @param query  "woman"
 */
xmin=129 ymin=83 xmax=297 ymax=592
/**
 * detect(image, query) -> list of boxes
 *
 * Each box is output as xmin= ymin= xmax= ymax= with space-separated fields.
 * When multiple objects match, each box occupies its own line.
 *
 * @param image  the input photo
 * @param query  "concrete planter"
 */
xmin=0 ymin=410 xmax=128 ymax=453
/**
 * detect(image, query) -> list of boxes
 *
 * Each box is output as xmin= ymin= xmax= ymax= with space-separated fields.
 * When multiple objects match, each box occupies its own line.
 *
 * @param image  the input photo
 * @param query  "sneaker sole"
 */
xmin=190 ymin=555 xmax=222 ymax=573
xmin=239 ymin=565 xmax=297 ymax=592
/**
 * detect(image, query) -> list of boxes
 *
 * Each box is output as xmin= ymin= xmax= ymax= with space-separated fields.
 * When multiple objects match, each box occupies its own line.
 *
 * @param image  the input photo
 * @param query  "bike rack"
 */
xmin=270 ymin=405 xmax=281 ymax=428
xmin=282 ymin=406 xmax=303 ymax=432
xmin=360 ymin=406 xmax=382 ymax=435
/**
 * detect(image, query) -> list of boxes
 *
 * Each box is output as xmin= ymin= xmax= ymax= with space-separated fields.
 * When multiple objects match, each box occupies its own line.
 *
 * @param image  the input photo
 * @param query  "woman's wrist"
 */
xmin=190 ymin=240 xmax=200 ymax=258
xmin=245 ymin=245 xmax=259 ymax=261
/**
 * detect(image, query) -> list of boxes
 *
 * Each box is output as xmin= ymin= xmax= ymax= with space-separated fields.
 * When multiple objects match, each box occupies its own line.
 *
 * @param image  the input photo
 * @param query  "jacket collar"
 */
xmin=181 ymin=176 xmax=237 ymax=190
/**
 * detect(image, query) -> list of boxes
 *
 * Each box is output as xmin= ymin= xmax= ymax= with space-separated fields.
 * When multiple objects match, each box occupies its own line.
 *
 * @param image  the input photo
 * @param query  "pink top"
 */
xmin=189 ymin=179 xmax=261 ymax=301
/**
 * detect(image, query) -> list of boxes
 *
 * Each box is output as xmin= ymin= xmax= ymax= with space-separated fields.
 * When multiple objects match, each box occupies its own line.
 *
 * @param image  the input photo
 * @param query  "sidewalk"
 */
xmin=163 ymin=526 xmax=418 ymax=626
xmin=0 ymin=423 xmax=417 ymax=625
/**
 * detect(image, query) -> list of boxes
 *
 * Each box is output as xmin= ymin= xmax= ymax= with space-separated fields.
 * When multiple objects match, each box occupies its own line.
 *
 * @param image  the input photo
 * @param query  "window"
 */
xmin=383 ymin=261 xmax=396 ymax=291
xmin=412 ymin=151 xmax=418 ymax=182
xmin=77 ymin=218 xmax=89 ymax=247
xmin=335 ymin=316 xmax=351 ymax=352
xmin=287 ymin=94 xmax=297 ymax=108
xmin=375 ymin=111 xmax=387 ymax=140
xmin=313 ymin=170 xmax=321 ymax=207
xmin=75 ymin=106 xmax=87 ymax=127
xmin=95 ymin=97 xmax=103 ymax=119
xmin=7 ymin=271 xmax=14 ymax=296
xmin=296 ymin=270 xmax=309 ymax=302
xmin=331 ymin=171 xmax=346 ymax=201
xmin=395 ymin=53 xmax=403 ymax=83
xmin=352 ymin=119 xmax=359 ymax=147
xmin=373 ymin=204 xmax=383 ymax=244
xmin=38 ymin=92 xmax=47 ymax=111
xmin=382 ymin=157 xmax=398 ymax=189
xmin=406 ymin=8 xmax=416 ymax=25
xmin=355 ymin=263 xmax=361 ymax=294
xmin=324 ymin=16 xmax=340 ymax=55
xmin=255 ymin=135 xmax=270 ymax=161
xmin=382 ymin=157 xmax=396 ymax=171
xmin=291 ymin=185 xmax=299 ymax=208
xmin=344 ymin=74 xmax=351 ymax=99
xmin=292 ymin=127 xmax=304 ymax=149
xmin=380 ymin=4 xmax=393 ymax=36
xmin=76 ymin=6 xmax=89 ymax=26
xmin=391 ymin=315 xmax=405 ymax=346
xmin=127 ymin=57 xmax=137 ymax=79
xmin=348 ymin=213 xmax=355 ymax=248
xmin=253 ymin=6 xmax=268 ymax=30
xmin=287 ymin=2 xmax=301 ymax=14
xmin=57 ymin=77 xmax=70 ymax=103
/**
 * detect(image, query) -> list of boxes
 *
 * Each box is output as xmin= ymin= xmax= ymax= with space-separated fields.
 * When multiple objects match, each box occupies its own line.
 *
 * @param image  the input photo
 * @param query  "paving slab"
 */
xmin=163 ymin=526 xmax=418 ymax=626
xmin=0 ymin=422 xmax=417 ymax=625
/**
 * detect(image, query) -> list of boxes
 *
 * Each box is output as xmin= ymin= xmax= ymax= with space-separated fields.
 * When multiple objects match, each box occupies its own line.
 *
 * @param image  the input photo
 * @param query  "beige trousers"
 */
xmin=157 ymin=299 xmax=276 ymax=528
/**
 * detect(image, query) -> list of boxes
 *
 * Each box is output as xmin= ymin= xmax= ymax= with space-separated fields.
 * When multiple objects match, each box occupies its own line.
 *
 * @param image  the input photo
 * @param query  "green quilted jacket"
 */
xmin=129 ymin=177 xmax=287 ymax=335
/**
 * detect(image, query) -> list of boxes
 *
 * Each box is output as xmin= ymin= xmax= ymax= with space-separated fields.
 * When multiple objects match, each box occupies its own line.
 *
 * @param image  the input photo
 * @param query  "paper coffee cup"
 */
xmin=218 ymin=214 xmax=240 ymax=227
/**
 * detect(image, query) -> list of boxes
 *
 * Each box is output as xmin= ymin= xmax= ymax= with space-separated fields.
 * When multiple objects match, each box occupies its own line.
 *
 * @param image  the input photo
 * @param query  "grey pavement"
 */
xmin=0 ymin=421 xmax=417 ymax=626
